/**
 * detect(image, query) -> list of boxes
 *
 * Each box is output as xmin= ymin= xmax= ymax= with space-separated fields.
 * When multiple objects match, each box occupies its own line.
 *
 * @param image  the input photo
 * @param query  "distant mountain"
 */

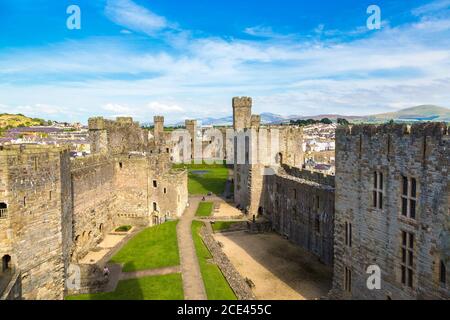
xmin=171 ymin=105 xmax=449 ymax=126
xmin=364 ymin=105 xmax=450 ymax=122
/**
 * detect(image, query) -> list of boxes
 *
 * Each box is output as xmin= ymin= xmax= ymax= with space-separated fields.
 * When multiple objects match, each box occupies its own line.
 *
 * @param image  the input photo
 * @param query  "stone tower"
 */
xmin=185 ymin=120 xmax=198 ymax=142
xmin=153 ymin=116 xmax=164 ymax=140
xmin=233 ymin=97 xmax=252 ymax=131
xmin=185 ymin=120 xmax=198 ymax=160
xmin=250 ymin=114 xmax=261 ymax=129
xmin=88 ymin=117 xmax=108 ymax=154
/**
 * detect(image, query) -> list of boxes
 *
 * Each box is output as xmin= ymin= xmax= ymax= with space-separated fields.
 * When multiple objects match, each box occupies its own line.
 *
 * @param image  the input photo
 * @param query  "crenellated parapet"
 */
xmin=232 ymin=96 xmax=252 ymax=108
xmin=88 ymin=116 xmax=148 ymax=155
xmin=337 ymin=122 xmax=448 ymax=137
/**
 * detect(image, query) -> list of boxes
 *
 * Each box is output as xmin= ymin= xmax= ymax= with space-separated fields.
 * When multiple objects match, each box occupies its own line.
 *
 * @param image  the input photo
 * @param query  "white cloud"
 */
xmin=412 ymin=0 xmax=450 ymax=16
xmin=105 ymin=0 xmax=171 ymax=35
xmin=147 ymin=102 xmax=184 ymax=113
xmin=102 ymin=103 xmax=133 ymax=114
xmin=1 ymin=1 xmax=450 ymax=122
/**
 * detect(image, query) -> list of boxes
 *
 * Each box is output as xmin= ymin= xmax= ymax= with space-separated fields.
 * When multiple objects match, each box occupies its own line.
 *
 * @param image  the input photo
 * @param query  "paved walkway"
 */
xmin=177 ymin=197 xmax=207 ymax=300
xmin=120 ymin=265 xmax=181 ymax=280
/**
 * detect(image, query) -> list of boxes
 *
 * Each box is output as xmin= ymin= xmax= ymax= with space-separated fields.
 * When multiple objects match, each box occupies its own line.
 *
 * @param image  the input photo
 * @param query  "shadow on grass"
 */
xmin=188 ymin=170 xmax=228 ymax=196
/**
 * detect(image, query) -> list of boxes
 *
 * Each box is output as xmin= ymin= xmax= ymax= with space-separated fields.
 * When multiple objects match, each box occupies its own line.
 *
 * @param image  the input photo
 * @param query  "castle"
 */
xmin=0 ymin=117 xmax=188 ymax=299
xmin=0 ymin=97 xmax=448 ymax=300
xmin=232 ymin=97 xmax=449 ymax=299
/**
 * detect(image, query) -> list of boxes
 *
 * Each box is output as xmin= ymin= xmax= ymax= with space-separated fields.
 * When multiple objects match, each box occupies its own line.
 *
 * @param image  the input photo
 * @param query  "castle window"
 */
xmin=440 ymin=260 xmax=446 ymax=285
xmin=0 ymin=202 xmax=7 ymax=219
xmin=23 ymin=196 xmax=27 ymax=207
xmin=373 ymin=171 xmax=383 ymax=209
xmin=49 ymin=191 xmax=52 ymax=200
xmin=401 ymin=176 xmax=417 ymax=220
xmin=316 ymin=195 xmax=320 ymax=210
xmin=34 ymin=157 xmax=38 ymax=171
xmin=119 ymin=162 xmax=123 ymax=169
xmin=293 ymin=189 xmax=297 ymax=200
xmin=164 ymin=188 xmax=167 ymax=194
xmin=245 ymin=136 xmax=250 ymax=164
xmin=153 ymin=180 xmax=157 ymax=188
xmin=315 ymin=215 xmax=321 ymax=234
xmin=344 ymin=266 xmax=352 ymax=293
xmin=400 ymin=231 xmax=414 ymax=288
xmin=2 ymin=255 xmax=11 ymax=272
xmin=345 ymin=222 xmax=352 ymax=247
xmin=153 ymin=202 xmax=158 ymax=212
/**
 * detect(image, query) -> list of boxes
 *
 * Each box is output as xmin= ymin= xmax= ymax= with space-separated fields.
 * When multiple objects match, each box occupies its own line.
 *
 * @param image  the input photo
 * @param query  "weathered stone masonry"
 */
xmin=0 ymin=117 xmax=188 ymax=299
xmin=332 ymin=123 xmax=449 ymax=300
xmin=263 ymin=165 xmax=335 ymax=266
xmin=0 ymin=145 xmax=72 ymax=300
xmin=232 ymin=97 xmax=334 ymax=267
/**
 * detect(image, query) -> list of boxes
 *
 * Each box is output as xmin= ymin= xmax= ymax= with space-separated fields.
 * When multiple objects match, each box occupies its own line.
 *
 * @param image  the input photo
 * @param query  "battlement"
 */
xmin=0 ymin=144 xmax=68 ymax=156
xmin=250 ymin=115 xmax=261 ymax=128
xmin=88 ymin=117 xmax=140 ymax=131
xmin=281 ymin=164 xmax=335 ymax=188
xmin=337 ymin=122 xmax=449 ymax=138
xmin=154 ymin=116 xmax=164 ymax=123
xmin=88 ymin=117 xmax=106 ymax=130
xmin=185 ymin=120 xmax=197 ymax=126
xmin=232 ymin=97 xmax=252 ymax=108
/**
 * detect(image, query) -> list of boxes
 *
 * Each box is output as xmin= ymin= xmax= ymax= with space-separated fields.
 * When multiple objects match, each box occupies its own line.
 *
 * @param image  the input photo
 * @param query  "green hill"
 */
xmin=366 ymin=105 xmax=450 ymax=122
xmin=0 ymin=113 xmax=48 ymax=135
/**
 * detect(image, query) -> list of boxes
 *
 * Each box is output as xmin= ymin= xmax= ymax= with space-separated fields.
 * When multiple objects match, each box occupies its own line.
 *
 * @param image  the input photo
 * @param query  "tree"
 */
xmin=337 ymin=118 xmax=350 ymax=125
xmin=320 ymin=118 xmax=333 ymax=125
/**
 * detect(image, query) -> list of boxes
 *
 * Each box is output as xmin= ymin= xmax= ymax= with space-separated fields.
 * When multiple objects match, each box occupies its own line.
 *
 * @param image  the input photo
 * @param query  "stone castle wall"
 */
xmin=231 ymin=97 xmax=333 ymax=266
xmin=70 ymin=154 xmax=116 ymax=260
xmin=0 ymin=116 xmax=189 ymax=300
xmin=232 ymin=97 xmax=304 ymax=215
xmin=262 ymin=167 xmax=335 ymax=266
xmin=0 ymin=145 xmax=72 ymax=299
xmin=332 ymin=123 xmax=449 ymax=300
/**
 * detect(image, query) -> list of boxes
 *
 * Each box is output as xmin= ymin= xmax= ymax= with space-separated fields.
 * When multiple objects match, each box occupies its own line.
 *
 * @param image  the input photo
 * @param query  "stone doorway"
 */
xmin=2 ymin=255 xmax=11 ymax=272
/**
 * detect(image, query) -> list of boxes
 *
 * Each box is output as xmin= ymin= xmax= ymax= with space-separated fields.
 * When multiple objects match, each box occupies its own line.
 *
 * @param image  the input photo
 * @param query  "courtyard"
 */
xmin=213 ymin=231 xmax=333 ymax=300
xmin=173 ymin=162 xmax=230 ymax=195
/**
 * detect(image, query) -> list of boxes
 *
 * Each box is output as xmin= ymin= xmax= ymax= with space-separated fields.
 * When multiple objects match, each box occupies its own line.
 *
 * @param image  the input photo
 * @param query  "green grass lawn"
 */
xmin=109 ymin=221 xmax=179 ymax=272
xmin=191 ymin=221 xmax=237 ymax=300
xmin=212 ymin=221 xmax=241 ymax=232
xmin=65 ymin=274 xmax=183 ymax=300
xmin=173 ymin=162 xmax=229 ymax=195
xmin=196 ymin=202 xmax=213 ymax=217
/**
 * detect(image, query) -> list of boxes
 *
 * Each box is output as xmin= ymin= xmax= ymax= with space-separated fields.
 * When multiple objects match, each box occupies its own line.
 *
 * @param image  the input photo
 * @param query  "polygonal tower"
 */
xmin=232 ymin=97 xmax=252 ymax=131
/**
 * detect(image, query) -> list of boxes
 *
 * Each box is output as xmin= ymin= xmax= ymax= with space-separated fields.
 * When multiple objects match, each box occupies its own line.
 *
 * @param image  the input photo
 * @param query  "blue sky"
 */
xmin=1 ymin=0 xmax=450 ymax=123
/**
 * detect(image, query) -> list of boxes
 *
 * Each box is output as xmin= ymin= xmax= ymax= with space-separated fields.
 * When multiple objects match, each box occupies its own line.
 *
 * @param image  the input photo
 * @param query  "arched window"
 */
xmin=258 ymin=207 xmax=264 ymax=216
xmin=153 ymin=202 xmax=158 ymax=212
xmin=2 ymin=255 xmax=11 ymax=272
xmin=0 ymin=202 xmax=7 ymax=219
